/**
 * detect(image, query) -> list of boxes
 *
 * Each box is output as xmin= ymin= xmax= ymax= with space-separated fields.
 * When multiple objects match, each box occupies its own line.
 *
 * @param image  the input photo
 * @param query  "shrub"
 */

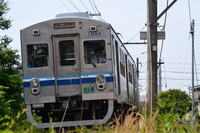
xmin=157 ymin=89 xmax=192 ymax=118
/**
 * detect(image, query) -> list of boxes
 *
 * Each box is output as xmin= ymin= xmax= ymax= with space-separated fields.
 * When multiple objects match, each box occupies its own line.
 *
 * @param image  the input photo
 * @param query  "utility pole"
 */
xmin=147 ymin=0 xmax=158 ymax=113
xmin=190 ymin=19 xmax=195 ymax=125
xmin=145 ymin=0 xmax=177 ymax=114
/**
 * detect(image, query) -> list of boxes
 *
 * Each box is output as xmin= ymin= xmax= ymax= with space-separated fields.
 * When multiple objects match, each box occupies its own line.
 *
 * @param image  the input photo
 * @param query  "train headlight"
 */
xmin=30 ymin=78 xmax=39 ymax=87
xmin=96 ymin=74 xmax=105 ymax=83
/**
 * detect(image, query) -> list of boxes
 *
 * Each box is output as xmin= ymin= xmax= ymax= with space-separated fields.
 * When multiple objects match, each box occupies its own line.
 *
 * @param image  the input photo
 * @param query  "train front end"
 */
xmin=21 ymin=13 xmax=115 ymax=128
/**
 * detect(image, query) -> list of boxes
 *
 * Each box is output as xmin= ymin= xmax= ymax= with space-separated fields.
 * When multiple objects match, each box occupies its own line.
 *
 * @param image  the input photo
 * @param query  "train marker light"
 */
xmin=97 ymin=74 xmax=105 ymax=83
xmin=30 ymin=78 xmax=39 ymax=87
xmin=90 ymin=84 xmax=95 ymax=87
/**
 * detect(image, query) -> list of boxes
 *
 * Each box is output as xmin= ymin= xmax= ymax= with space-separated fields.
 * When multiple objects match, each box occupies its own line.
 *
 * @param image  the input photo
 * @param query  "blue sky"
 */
xmin=2 ymin=0 xmax=200 ymax=94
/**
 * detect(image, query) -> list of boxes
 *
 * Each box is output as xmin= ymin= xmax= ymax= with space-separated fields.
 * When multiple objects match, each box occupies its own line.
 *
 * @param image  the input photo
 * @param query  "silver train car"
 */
xmin=21 ymin=12 xmax=139 ymax=128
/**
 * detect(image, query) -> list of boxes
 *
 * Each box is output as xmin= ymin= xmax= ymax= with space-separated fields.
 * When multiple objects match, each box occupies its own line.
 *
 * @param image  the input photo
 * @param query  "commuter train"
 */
xmin=21 ymin=12 xmax=139 ymax=128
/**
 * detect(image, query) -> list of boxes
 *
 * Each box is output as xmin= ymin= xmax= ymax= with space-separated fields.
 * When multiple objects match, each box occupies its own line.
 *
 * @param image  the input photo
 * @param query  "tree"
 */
xmin=157 ymin=89 xmax=192 ymax=118
xmin=0 ymin=0 xmax=23 ymax=118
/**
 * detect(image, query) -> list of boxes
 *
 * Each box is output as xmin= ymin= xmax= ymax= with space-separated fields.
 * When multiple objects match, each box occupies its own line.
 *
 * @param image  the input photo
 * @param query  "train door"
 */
xmin=125 ymin=55 xmax=129 ymax=100
xmin=53 ymin=36 xmax=81 ymax=97
xmin=114 ymin=40 xmax=121 ymax=96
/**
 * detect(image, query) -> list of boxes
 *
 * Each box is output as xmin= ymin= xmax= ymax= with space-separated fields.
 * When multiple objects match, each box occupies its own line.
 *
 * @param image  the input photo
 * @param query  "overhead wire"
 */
xmin=66 ymin=0 xmax=81 ymax=12
xmin=157 ymin=0 xmax=169 ymax=91
xmin=91 ymin=0 xmax=102 ymax=20
xmin=59 ymin=0 xmax=70 ymax=11
xmin=158 ymin=0 xmax=169 ymax=61
xmin=187 ymin=0 xmax=199 ymax=86
xmin=89 ymin=0 xmax=98 ymax=14
xmin=79 ymin=0 xmax=91 ymax=13
xmin=187 ymin=0 xmax=192 ymax=23
xmin=127 ymin=26 xmax=146 ymax=42
xmin=194 ymin=51 xmax=199 ymax=85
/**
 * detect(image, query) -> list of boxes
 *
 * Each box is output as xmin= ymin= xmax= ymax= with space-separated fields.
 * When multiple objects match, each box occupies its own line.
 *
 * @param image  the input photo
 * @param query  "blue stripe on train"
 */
xmin=23 ymin=76 xmax=114 ymax=88
xmin=57 ymin=79 xmax=81 ymax=85
xmin=23 ymin=71 xmax=113 ymax=80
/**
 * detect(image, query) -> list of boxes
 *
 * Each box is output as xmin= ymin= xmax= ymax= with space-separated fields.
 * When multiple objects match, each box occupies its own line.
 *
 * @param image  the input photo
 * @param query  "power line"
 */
xmin=194 ymin=49 xmax=199 ymax=85
xmin=91 ymin=0 xmax=102 ymax=20
xmin=140 ymin=71 xmax=200 ymax=75
xmin=127 ymin=26 xmax=146 ymax=42
xmin=158 ymin=0 xmax=169 ymax=61
xmin=140 ymin=78 xmax=200 ymax=81
xmin=59 ymin=0 xmax=70 ymax=11
xmin=91 ymin=0 xmax=101 ymax=14
xmin=89 ymin=0 xmax=98 ymax=14
xmin=79 ymin=0 xmax=91 ymax=12
xmin=187 ymin=0 xmax=192 ymax=22
xmin=66 ymin=0 xmax=81 ymax=12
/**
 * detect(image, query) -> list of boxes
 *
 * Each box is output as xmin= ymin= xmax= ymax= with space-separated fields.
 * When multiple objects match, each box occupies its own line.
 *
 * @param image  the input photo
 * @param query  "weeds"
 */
xmin=0 ymin=108 xmax=200 ymax=133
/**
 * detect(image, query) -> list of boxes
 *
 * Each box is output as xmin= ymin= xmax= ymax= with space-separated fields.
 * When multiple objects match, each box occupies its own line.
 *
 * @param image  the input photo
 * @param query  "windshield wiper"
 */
xmin=91 ymin=62 xmax=96 ymax=67
xmin=87 ymin=57 xmax=96 ymax=67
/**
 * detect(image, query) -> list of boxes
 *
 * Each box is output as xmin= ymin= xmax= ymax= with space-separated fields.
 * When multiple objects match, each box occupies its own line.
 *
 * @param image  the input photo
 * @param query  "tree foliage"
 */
xmin=0 ymin=0 xmax=11 ymax=30
xmin=0 ymin=0 xmax=23 ymax=119
xmin=157 ymin=89 xmax=192 ymax=118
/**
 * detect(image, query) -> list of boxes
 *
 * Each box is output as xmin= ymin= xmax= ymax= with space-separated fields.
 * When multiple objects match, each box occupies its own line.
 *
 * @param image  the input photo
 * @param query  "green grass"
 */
xmin=1 ymin=108 xmax=200 ymax=133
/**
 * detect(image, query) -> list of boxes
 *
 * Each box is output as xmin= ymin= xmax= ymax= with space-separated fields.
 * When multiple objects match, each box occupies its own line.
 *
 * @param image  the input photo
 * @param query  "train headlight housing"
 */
xmin=97 ymin=74 xmax=105 ymax=83
xmin=30 ymin=78 xmax=39 ymax=87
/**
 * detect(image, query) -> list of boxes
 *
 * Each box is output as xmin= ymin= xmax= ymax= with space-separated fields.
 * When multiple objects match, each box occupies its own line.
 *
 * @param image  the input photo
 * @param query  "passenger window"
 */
xmin=128 ymin=62 xmax=133 ymax=84
xmin=27 ymin=44 xmax=48 ymax=68
xmin=120 ymin=50 xmax=125 ymax=77
xmin=59 ymin=40 xmax=75 ymax=66
xmin=84 ymin=40 xmax=106 ymax=64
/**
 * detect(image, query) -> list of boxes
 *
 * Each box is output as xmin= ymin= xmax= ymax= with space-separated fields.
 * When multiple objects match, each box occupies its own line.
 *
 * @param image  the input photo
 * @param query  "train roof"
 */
xmin=21 ymin=12 xmax=109 ymax=30
xmin=55 ymin=12 xmax=90 ymax=18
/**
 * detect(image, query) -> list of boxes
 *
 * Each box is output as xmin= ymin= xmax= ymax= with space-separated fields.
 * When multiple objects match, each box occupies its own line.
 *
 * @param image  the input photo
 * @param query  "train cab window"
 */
xmin=84 ymin=40 xmax=106 ymax=65
xmin=27 ymin=44 xmax=48 ymax=68
xmin=59 ymin=40 xmax=75 ymax=66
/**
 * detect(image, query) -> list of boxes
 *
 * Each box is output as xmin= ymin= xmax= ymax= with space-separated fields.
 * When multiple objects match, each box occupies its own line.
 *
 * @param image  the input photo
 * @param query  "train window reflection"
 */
xmin=59 ymin=40 xmax=75 ymax=66
xmin=84 ymin=40 xmax=106 ymax=65
xmin=27 ymin=44 xmax=48 ymax=68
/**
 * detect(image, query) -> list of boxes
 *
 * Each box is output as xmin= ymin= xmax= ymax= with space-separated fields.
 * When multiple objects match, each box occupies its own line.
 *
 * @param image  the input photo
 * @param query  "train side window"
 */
xmin=27 ymin=44 xmax=48 ymax=68
xmin=59 ymin=40 xmax=75 ymax=66
xmin=84 ymin=40 xmax=106 ymax=64
xmin=128 ymin=62 xmax=133 ymax=84
xmin=120 ymin=49 xmax=125 ymax=77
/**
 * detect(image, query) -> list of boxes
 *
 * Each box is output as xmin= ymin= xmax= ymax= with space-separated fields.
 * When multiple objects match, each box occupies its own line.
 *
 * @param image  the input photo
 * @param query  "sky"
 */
xmin=2 ymin=0 xmax=200 ymax=95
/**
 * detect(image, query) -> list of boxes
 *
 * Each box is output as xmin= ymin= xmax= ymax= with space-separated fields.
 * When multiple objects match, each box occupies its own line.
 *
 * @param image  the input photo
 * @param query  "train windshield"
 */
xmin=59 ymin=40 xmax=75 ymax=66
xmin=27 ymin=44 xmax=48 ymax=68
xmin=84 ymin=40 xmax=106 ymax=65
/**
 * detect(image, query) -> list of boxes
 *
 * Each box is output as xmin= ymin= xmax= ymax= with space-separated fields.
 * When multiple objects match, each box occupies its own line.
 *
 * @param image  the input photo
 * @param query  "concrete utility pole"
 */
xmin=190 ymin=19 xmax=195 ymax=124
xmin=147 ymin=0 xmax=158 ymax=113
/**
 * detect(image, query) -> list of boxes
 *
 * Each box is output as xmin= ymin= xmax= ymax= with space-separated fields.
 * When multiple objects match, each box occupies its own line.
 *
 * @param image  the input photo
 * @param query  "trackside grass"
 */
xmin=1 ymin=108 xmax=200 ymax=133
